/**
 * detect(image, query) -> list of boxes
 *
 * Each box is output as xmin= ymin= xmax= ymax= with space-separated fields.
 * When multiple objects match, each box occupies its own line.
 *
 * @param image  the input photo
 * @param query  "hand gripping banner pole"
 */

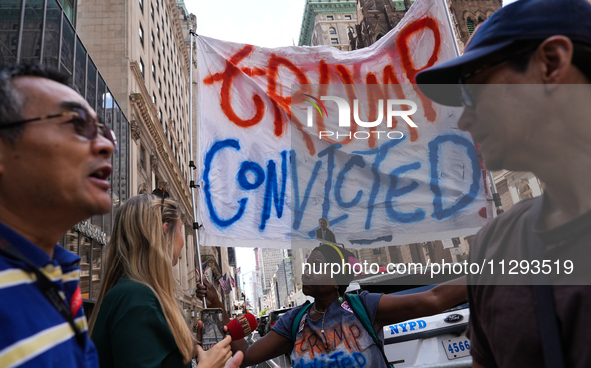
xmin=188 ymin=29 xmax=206 ymax=308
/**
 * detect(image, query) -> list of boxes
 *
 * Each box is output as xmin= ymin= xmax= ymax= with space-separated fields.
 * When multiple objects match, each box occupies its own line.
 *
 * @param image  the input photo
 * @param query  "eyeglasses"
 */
xmin=458 ymin=45 xmax=540 ymax=109
xmin=152 ymin=188 xmax=170 ymax=216
xmin=0 ymin=107 xmax=118 ymax=151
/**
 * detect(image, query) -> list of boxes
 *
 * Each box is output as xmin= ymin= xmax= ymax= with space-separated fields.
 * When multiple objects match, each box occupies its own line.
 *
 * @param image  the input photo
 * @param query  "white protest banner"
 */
xmin=196 ymin=0 xmax=490 ymax=249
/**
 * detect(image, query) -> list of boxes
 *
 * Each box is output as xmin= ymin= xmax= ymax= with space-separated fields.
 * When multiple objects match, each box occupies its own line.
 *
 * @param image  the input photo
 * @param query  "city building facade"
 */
xmin=74 ymin=0 xmax=204 ymax=319
xmin=298 ymin=0 xmax=357 ymax=50
xmin=349 ymin=0 xmax=501 ymax=50
xmin=256 ymin=247 xmax=283 ymax=296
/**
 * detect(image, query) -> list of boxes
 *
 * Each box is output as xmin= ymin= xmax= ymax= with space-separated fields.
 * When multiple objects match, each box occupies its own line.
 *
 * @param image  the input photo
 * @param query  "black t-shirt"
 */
xmin=467 ymin=196 xmax=591 ymax=367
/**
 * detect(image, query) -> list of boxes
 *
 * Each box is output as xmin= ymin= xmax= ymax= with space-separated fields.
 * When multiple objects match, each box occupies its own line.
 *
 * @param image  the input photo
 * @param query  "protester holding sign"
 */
xmin=197 ymin=243 xmax=466 ymax=368
xmin=196 ymin=0 xmax=488 ymax=249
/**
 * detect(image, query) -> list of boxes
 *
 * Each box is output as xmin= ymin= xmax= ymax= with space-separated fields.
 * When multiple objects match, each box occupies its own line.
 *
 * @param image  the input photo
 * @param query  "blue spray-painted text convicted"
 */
xmin=202 ymin=135 xmax=481 ymax=236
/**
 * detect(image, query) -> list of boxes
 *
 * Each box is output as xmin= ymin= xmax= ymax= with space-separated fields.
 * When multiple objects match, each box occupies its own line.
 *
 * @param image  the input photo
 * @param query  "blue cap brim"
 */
xmin=416 ymin=40 xmax=514 ymax=106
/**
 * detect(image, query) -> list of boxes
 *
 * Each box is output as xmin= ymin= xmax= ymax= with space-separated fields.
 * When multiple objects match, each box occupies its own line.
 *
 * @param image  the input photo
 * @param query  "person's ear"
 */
xmin=162 ymin=221 xmax=170 ymax=234
xmin=536 ymin=36 xmax=574 ymax=85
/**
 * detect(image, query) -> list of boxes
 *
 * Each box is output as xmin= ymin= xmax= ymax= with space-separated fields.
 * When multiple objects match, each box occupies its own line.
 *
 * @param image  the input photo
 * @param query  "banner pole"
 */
xmin=441 ymin=0 xmax=502 ymax=216
xmin=487 ymin=171 xmax=504 ymax=216
xmin=188 ymin=29 xmax=206 ymax=308
xmin=441 ymin=0 xmax=461 ymax=57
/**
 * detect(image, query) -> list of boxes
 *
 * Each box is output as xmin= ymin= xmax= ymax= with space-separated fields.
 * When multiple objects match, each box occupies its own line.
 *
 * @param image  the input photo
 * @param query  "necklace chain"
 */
xmin=313 ymin=302 xmax=327 ymax=315
xmin=313 ymin=302 xmax=327 ymax=334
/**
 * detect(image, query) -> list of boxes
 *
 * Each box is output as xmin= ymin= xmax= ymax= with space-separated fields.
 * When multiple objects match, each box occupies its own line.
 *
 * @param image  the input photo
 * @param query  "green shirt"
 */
xmin=93 ymin=278 xmax=191 ymax=368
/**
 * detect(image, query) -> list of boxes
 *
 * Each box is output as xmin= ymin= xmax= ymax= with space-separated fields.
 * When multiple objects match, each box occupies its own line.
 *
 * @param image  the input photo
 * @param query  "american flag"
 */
xmin=229 ymin=276 xmax=236 ymax=288
xmin=218 ymin=274 xmax=227 ymax=291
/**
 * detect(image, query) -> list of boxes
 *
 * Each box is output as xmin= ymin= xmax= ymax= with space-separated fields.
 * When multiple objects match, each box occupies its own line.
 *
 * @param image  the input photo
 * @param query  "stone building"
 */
xmin=351 ymin=0 xmax=413 ymax=50
xmin=491 ymin=170 xmax=544 ymax=212
xmin=74 ymin=0 xmax=230 ymax=321
xmin=256 ymin=247 xmax=283 ymax=296
xmin=349 ymin=0 xmax=501 ymax=50
xmin=298 ymin=0 xmax=358 ymax=50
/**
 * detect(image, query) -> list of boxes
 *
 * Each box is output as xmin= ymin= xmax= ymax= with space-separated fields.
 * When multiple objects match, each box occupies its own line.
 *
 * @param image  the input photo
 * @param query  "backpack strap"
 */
xmin=344 ymin=293 xmax=394 ymax=368
xmin=291 ymin=301 xmax=312 ymax=342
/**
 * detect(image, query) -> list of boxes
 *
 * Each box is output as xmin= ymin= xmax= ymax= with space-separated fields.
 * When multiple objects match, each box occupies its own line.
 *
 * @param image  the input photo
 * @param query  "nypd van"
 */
xmin=351 ymin=270 xmax=472 ymax=367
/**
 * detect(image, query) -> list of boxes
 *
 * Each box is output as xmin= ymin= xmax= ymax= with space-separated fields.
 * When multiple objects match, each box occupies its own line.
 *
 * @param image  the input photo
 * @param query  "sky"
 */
xmin=185 ymin=0 xmax=306 ymax=48
xmin=184 ymin=0 xmax=518 ymax=49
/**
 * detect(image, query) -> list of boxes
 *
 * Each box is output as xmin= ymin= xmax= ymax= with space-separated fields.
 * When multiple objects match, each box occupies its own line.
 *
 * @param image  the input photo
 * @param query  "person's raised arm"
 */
xmin=196 ymin=279 xmax=293 ymax=368
xmin=374 ymin=276 xmax=467 ymax=330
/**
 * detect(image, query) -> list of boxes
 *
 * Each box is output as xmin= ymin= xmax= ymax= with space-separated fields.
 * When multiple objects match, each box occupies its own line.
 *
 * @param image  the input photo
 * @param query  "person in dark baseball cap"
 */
xmin=416 ymin=0 xmax=591 ymax=367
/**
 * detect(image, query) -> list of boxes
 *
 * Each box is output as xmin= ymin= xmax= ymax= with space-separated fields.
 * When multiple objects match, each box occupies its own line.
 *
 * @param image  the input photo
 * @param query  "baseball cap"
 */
xmin=415 ymin=0 xmax=591 ymax=106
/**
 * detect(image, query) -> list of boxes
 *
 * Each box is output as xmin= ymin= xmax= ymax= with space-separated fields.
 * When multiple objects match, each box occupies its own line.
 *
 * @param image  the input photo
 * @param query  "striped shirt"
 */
xmin=0 ymin=221 xmax=99 ymax=368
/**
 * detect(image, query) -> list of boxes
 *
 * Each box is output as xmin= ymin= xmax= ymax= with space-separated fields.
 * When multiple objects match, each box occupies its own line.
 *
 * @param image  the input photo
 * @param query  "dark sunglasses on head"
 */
xmin=152 ymin=188 xmax=170 ymax=216
xmin=0 ymin=106 xmax=118 ymax=152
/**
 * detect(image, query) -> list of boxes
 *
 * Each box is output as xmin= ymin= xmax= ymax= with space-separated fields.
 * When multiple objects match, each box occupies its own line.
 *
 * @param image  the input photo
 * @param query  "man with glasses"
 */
xmin=0 ymin=63 xmax=116 ymax=367
xmin=416 ymin=0 xmax=591 ymax=367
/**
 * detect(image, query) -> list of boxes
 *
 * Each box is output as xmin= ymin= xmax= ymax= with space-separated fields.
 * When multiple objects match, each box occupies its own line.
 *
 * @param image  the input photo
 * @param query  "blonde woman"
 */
xmin=89 ymin=193 xmax=242 ymax=368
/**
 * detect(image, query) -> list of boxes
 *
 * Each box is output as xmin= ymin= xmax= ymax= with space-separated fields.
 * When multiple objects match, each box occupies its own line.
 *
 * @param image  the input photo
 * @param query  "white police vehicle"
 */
xmin=351 ymin=268 xmax=471 ymax=368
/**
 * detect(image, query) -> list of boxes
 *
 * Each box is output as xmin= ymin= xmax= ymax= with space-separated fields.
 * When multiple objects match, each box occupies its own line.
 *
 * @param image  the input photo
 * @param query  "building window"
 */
xmin=139 ymin=59 xmax=144 ymax=79
xmin=151 ymin=32 xmax=155 ymax=49
xmin=139 ymin=0 xmax=143 ymax=12
xmin=150 ymin=3 xmax=154 ymax=19
xmin=156 ymin=0 xmax=159 ymax=12
xmin=345 ymin=15 xmax=352 ymax=20
xmin=329 ymin=27 xmax=336 ymax=35
xmin=331 ymin=38 xmax=338 ymax=44
xmin=140 ymin=145 xmax=146 ymax=169
xmin=518 ymin=180 xmax=534 ymax=200
xmin=139 ymin=24 xmax=144 ymax=47
xmin=157 ymin=25 xmax=160 ymax=38
xmin=152 ymin=62 xmax=155 ymax=79
xmin=159 ymin=109 xmax=163 ymax=123
xmin=467 ymin=19 xmax=475 ymax=35
xmin=152 ymin=93 xmax=156 ymax=104
xmin=163 ymin=95 xmax=167 ymax=109
xmin=327 ymin=15 xmax=334 ymax=20
xmin=158 ymin=80 xmax=161 ymax=95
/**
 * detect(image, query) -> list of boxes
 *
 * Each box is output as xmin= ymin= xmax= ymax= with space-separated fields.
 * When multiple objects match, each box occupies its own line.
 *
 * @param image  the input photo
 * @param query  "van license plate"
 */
xmin=442 ymin=336 xmax=471 ymax=360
